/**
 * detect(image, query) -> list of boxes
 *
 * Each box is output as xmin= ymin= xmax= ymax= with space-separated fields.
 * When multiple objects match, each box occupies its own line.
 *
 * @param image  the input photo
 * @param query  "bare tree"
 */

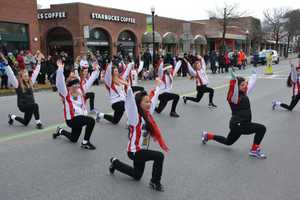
xmin=208 ymin=3 xmax=245 ymax=53
xmin=263 ymin=8 xmax=289 ymax=51
xmin=284 ymin=9 xmax=300 ymax=56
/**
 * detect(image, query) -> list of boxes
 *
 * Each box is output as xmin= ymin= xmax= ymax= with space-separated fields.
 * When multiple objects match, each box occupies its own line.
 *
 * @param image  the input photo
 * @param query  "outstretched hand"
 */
xmin=56 ymin=59 xmax=64 ymax=69
xmin=92 ymin=62 xmax=100 ymax=71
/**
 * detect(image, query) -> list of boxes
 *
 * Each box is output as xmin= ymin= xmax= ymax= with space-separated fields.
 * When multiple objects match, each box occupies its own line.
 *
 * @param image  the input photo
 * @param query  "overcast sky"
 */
xmin=37 ymin=0 xmax=300 ymax=20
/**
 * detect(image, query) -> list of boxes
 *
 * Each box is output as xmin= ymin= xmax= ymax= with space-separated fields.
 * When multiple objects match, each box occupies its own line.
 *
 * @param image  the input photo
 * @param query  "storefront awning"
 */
xmin=162 ymin=32 xmax=178 ymax=44
xmin=142 ymin=32 xmax=162 ymax=44
xmin=194 ymin=35 xmax=207 ymax=45
xmin=207 ymin=33 xmax=247 ymax=40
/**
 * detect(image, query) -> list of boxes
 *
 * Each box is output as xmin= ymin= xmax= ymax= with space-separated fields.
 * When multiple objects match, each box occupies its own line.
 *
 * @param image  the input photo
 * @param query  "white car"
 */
xmin=263 ymin=50 xmax=280 ymax=64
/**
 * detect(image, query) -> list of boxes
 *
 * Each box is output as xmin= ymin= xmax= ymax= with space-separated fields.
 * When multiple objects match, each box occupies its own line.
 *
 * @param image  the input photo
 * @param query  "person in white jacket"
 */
xmin=5 ymin=52 xmax=43 ymax=129
xmin=109 ymin=78 xmax=168 ymax=191
xmin=96 ymin=61 xmax=129 ymax=124
xmin=52 ymin=59 xmax=100 ymax=150
xmin=272 ymin=58 xmax=300 ymax=111
xmin=182 ymin=56 xmax=217 ymax=108
xmin=155 ymin=59 xmax=182 ymax=117
xmin=125 ymin=59 xmax=145 ymax=93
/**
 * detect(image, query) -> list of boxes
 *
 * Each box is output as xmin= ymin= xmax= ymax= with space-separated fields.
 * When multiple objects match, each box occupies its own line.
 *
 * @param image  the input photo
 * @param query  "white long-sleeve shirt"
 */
xmin=187 ymin=58 xmax=209 ymax=86
xmin=6 ymin=64 xmax=41 ymax=88
xmin=125 ymin=86 xmax=160 ymax=152
xmin=158 ymin=60 xmax=181 ymax=94
xmin=104 ymin=63 xmax=127 ymax=104
xmin=56 ymin=68 xmax=98 ymax=120
xmin=129 ymin=61 xmax=144 ymax=86
xmin=290 ymin=64 xmax=300 ymax=96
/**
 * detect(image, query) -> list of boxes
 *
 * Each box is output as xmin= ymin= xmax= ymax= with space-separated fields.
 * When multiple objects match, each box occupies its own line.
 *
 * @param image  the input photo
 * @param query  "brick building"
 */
xmin=38 ymin=3 xmax=209 ymax=60
xmin=0 ymin=0 xmax=40 ymax=53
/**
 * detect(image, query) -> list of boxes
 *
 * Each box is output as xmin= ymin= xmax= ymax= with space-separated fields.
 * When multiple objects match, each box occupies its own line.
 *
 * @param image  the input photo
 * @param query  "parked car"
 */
xmin=250 ymin=50 xmax=279 ymax=65
xmin=250 ymin=51 xmax=266 ymax=65
xmin=264 ymin=50 xmax=279 ymax=64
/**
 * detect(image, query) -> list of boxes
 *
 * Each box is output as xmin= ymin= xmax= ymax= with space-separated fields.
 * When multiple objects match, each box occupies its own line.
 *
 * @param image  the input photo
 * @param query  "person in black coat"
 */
xmin=210 ymin=51 xmax=217 ymax=74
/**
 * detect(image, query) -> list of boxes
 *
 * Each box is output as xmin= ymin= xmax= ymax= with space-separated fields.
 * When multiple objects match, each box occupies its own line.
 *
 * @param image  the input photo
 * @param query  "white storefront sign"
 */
xmin=91 ymin=13 xmax=136 ymax=24
xmin=38 ymin=12 xmax=67 ymax=20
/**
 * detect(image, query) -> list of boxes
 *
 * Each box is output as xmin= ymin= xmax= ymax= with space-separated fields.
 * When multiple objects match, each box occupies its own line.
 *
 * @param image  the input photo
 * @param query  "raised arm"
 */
xmin=5 ymin=65 xmax=19 ymax=88
xmin=290 ymin=64 xmax=298 ymax=83
xmin=185 ymin=59 xmax=196 ymax=77
xmin=172 ymin=60 xmax=182 ymax=76
xmin=56 ymin=60 xmax=68 ymax=97
xmin=227 ymin=68 xmax=239 ymax=104
xmin=104 ymin=62 xmax=112 ymax=88
xmin=121 ymin=62 xmax=134 ymax=80
xmin=150 ymin=78 xmax=162 ymax=114
xmin=137 ymin=61 xmax=144 ymax=73
xmin=125 ymin=87 xmax=139 ymax=126
xmin=201 ymin=58 xmax=207 ymax=71
xmin=158 ymin=60 xmax=164 ymax=79
xmin=31 ymin=63 xmax=41 ymax=84
xmin=83 ymin=63 xmax=100 ymax=92
xmin=247 ymin=69 xmax=257 ymax=95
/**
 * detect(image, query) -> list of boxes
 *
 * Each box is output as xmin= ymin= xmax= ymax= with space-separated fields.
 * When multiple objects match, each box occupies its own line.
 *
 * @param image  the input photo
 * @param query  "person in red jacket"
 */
xmin=16 ymin=50 xmax=25 ymax=71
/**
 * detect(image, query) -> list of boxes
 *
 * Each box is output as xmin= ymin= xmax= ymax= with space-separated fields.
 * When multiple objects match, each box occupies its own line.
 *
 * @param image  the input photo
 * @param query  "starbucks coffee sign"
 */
xmin=91 ymin=13 xmax=136 ymax=24
xmin=38 ymin=12 xmax=67 ymax=20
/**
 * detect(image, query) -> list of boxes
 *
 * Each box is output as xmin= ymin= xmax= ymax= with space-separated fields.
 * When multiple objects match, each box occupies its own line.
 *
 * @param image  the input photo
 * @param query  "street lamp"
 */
xmin=245 ymin=29 xmax=249 ymax=55
xmin=151 ymin=6 xmax=155 ymax=65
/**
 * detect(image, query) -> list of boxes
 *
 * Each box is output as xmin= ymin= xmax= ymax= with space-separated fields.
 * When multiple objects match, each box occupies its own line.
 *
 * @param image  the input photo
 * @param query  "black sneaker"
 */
xmin=183 ymin=96 xmax=187 ymax=104
xmin=53 ymin=127 xmax=62 ymax=139
xmin=208 ymin=103 xmax=217 ymax=109
xmin=149 ymin=181 xmax=164 ymax=192
xmin=81 ymin=141 xmax=96 ymax=150
xmin=8 ymin=114 xmax=13 ymax=125
xmin=109 ymin=157 xmax=116 ymax=174
xmin=170 ymin=112 xmax=180 ymax=118
xmin=36 ymin=123 xmax=43 ymax=129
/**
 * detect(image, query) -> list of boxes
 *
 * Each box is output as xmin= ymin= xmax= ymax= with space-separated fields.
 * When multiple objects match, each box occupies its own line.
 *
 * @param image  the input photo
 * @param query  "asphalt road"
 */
xmin=0 ymin=59 xmax=299 ymax=200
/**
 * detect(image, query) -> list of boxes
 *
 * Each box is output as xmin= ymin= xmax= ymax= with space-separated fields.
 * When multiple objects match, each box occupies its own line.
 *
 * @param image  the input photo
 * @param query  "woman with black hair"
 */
xmin=272 ymin=59 xmax=300 ymax=111
xmin=96 ymin=61 xmax=130 ymax=124
xmin=4 ymin=52 xmax=43 ymax=129
xmin=109 ymin=79 xmax=168 ymax=191
xmin=155 ymin=59 xmax=182 ymax=117
xmin=202 ymin=69 xmax=267 ymax=159
xmin=182 ymin=56 xmax=217 ymax=108
xmin=52 ymin=59 xmax=99 ymax=150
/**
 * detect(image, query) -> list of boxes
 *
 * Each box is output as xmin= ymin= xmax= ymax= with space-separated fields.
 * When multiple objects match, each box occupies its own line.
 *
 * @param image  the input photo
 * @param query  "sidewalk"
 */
xmin=0 ymin=83 xmax=52 ymax=97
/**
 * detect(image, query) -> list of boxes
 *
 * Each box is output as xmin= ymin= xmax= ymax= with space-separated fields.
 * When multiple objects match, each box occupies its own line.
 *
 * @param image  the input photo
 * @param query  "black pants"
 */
xmin=85 ymin=92 xmax=95 ymax=111
xmin=131 ymin=86 xmax=145 ymax=93
xmin=15 ymin=103 xmax=40 ymax=126
xmin=104 ymin=101 xmax=125 ymax=124
xmin=280 ymin=94 xmax=300 ymax=111
xmin=218 ymin=64 xmax=224 ymax=73
xmin=185 ymin=85 xmax=214 ymax=104
xmin=213 ymin=122 xmax=266 ymax=146
xmin=113 ymin=150 xmax=164 ymax=184
xmin=61 ymin=115 xmax=95 ymax=143
xmin=1 ymin=74 xmax=8 ymax=88
xmin=156 ymin=92 xmax=179 ymax=113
